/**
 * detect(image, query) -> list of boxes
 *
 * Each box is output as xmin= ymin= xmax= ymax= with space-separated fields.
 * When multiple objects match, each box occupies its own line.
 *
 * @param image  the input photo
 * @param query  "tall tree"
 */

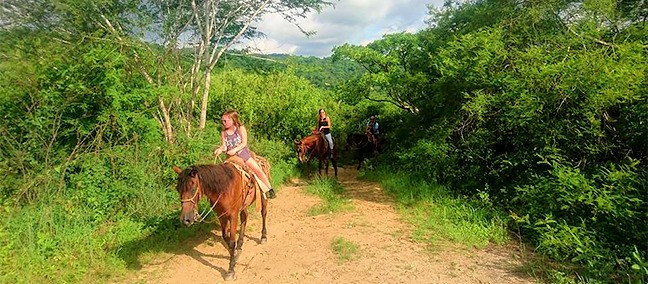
xmin=332 ymin=33 xmax=428 ymax=113
xmin=184 ymin=0 xmax=333 ymax=129
xmin=1 ymin=0 xmax=333 ymax=141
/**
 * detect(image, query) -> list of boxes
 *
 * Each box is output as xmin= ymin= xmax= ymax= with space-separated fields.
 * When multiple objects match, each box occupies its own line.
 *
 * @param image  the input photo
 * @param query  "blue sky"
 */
xmin=244 ymin=0 xmax=445 ymax=58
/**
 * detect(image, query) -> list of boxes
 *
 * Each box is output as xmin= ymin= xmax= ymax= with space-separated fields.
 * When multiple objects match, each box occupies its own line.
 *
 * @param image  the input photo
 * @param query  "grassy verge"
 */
xmin=0 ymin=136 xmax=301 ymax=283
xmin=359 ymin=169 xmax=509 ymax=249
xmin=304 ymin=177 xmax=354 ymax=216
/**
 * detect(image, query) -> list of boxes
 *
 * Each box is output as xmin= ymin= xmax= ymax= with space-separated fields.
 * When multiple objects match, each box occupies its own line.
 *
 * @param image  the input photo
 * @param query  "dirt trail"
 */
xmin=121 ymin=167 xmax=535 ymax=284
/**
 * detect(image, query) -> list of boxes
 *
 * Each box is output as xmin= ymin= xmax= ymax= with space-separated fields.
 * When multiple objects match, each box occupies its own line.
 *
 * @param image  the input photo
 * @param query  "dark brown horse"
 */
xmin=295 ymin=131 xmax=338 ymax=176
xmin=172 ymin=159 xmax=269 ymax=281
xmin=346 ymin=133 xmax=378 ymax=170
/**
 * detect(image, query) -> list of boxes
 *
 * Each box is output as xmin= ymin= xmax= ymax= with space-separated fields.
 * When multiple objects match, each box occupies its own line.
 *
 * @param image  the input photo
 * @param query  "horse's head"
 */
xmin=295 ymin=140 xmax=308 ymax=163
xmin=296 ymin=134 xmax=323 ymax=163
xmin=173 ymin=165 xmax=202 ymax=227
xmin=346 ymin=134 xmax=361 ymax=147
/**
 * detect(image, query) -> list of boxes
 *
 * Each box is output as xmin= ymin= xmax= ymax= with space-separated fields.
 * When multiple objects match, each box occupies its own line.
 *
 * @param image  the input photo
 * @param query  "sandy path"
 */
xmin=120 ymin=166 xmax=535 ymax=284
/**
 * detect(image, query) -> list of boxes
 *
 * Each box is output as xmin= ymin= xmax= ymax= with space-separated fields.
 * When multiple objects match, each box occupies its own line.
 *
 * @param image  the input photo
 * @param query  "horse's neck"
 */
xmin=316 ymin=135 xmax=328 ymax=147
xmin=198 ymin=164 xmax=232 ymax=196
xmin=305 ymin=135 xmax=320 ymax=146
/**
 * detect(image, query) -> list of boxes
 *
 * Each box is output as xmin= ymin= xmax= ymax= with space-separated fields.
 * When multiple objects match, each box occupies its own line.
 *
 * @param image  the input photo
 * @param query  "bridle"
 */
xmin=180 ymin=180 xmax=223 ymax=222
xmin=297 ymin=141 xmax=317 ymax=162
xmin=180 ymin=184 xmax=200 ymax=205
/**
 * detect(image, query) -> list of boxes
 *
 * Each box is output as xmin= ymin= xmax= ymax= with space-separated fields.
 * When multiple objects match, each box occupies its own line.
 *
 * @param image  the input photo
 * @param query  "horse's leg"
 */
xmin=306 ymin=157 xmax=313 ymax=176
xmin=224 ymin=213 xmax=238 ymax=281
xmin=318 ymin=159 xmax=323 ymax=175
xmin=236 ymin=209 xmax=247 ymax=258
xmin=332 ymin=157 xmax=338 ymax=177
xmin=357 ymin=152 xmax=363 ymax=170
xmin=219 ymin=216 xmax=230 ymax=244
xmin=260 ymin=196 xmax=268 ymax=244
xmin=324 ymin=156 xmax=329 ymax=175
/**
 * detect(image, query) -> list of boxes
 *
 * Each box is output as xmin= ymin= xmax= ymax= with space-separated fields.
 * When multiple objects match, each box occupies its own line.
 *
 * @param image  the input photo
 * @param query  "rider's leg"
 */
xmin=324 ymin=133 xmax=334 ymax=157
xmin=245 ymin=158 xmax=276 ymax=199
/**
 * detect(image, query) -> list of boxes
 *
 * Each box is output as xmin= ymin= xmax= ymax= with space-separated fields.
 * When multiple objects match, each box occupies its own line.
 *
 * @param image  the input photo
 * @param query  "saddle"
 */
xmin=363 ymin=129 xmax=376 ymax=146
xmin=318 ymin=132 xmax=335 ymax=151
xmin=223 ymin=152 xmax=271 ymax=212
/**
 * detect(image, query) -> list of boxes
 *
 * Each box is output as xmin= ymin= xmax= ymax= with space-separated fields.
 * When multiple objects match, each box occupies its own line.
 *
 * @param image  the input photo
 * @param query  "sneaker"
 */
xmin=267 ymin=188 xmax=277 ymax=199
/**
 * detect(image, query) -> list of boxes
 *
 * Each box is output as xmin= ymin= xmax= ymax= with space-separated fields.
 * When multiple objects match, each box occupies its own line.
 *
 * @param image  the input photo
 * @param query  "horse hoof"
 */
xmin=224 ymin=272 xmax=236 ymax=281
xmin=260 ymin=237 xmax=267 ymax=244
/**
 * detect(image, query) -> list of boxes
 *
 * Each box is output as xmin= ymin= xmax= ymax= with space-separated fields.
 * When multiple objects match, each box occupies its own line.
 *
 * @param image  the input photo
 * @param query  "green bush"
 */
xmin=514 ymin=160 xmax=646 ymax=280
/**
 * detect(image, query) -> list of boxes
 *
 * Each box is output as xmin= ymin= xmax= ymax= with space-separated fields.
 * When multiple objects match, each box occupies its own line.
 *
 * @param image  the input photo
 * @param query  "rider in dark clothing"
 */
xmin=366 ymin=115 xmax=380 ymax=152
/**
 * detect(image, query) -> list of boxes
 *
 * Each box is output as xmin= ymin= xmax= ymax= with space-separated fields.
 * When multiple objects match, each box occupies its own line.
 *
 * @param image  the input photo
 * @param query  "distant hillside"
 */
xmin=218 ymin=52 xmax=364 ymax=89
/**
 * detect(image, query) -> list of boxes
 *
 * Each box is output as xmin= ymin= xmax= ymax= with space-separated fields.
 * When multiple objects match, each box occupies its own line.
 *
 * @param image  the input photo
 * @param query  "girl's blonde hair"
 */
xmin=223 ymin=110 xmax=242 ymax=127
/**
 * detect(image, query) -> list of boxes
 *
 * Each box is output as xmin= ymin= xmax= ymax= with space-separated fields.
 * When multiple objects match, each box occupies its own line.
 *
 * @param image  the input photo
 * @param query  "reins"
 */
xmin=196 ymin=195 xmax=224 ymax=222
xmin=306 ymin=143 xmax=317 ymax=158
xmin=311 ymin=134 xmax=334 ymax=158
xmin=180 ymin=174 xmax=226 ymax=223
xmin=299 ymin=136 xmax=319 ymax=160
xmin=187 ymin=157 xmax=257 ymax=222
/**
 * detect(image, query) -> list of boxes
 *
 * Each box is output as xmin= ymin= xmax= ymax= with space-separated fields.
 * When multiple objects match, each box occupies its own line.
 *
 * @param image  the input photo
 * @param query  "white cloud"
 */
xmin=240 ymin=0 xmax=444 ymax=57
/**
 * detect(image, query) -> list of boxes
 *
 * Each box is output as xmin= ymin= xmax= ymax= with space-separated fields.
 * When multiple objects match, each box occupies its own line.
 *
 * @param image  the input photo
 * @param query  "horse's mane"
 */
xmin=177 ymin=164 xmax=238 ymax=195
xmin=302 ymin=134 xmax=321 ymax=145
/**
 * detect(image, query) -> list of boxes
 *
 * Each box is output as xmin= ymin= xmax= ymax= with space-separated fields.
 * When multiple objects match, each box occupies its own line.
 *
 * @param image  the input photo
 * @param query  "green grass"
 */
xmin=359 ymin=169 xmax=510 ymax=249
xmin=0 ymin=199 xmax=216 ymax=284
xmin=330 ymin=237 xmax=359 ymax=263
xmin=304 ymin=177 xmax=354 ymax=216
xmin=0 ymin=137 xmax=302 ymax=284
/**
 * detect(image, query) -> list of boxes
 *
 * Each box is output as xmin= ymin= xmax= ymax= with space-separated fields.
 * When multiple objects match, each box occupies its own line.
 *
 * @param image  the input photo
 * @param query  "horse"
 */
xmin=172 ymin=156 xmax=270 ymax=281
xmin=346 ymin=133 xmax=378 ymax=170
xmin=295 ymin=131 xmax=338 ymax=177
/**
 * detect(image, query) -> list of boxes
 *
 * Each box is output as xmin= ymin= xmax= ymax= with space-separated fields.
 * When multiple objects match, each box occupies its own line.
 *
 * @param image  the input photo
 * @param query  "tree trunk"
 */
xmin=159 ymin=97 xmax=175 ymax=143
xmin=199 ymin=67 xmax=212 ymax=129
xmin=188 ymin=41 xmax=206 ymax=135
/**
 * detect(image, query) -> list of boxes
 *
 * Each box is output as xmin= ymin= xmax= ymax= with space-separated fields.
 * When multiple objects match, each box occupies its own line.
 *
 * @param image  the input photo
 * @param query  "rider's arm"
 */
xmin=213 ymin=131 xmax=227 ymax=155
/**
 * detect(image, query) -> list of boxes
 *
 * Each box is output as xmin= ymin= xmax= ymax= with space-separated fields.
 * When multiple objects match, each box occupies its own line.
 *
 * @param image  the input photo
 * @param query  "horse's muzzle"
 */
xmin=181 ymin=211 xmax=195 ymax=227
xmin=296 ymin=152 xmax=305 ymax=164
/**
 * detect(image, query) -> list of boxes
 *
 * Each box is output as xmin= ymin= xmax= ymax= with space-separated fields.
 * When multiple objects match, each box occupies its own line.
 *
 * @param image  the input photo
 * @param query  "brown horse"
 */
xmin=172 ymin=158 xmax=270 ymax=281
xmin=295 ymin=131 xmax=338 ymax=176
xmin=345 ymin=133 xmax=375 ymax=170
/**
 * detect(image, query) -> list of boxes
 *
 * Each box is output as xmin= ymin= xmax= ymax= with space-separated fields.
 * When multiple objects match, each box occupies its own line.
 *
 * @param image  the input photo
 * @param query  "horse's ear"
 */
xmin=172 ymin=165 xmax=182 ymax=175
xmin=189 ymin=169 xmax=198 ymax=177
xmin=294 ymin=140 xmax=301 ymax=146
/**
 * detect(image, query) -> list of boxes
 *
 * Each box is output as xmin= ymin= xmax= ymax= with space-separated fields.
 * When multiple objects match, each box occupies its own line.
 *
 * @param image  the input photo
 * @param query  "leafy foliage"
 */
xmin=1 ymin=0 xmax=646 ymax=283
xmin=208 ymin=68 xmax=343 ymax=141
xmin=333 ymin=0 xmax=647 ymax=281
xmin=0 ymin=24 xmax=345 ymax=283
xmin=219 ymin=52 xmax=365 ymax=90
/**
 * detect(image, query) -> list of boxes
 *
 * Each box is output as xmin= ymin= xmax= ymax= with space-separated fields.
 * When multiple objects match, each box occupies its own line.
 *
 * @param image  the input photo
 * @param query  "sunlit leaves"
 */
xmin=332 ymin=33 xmax=429 ymax=112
